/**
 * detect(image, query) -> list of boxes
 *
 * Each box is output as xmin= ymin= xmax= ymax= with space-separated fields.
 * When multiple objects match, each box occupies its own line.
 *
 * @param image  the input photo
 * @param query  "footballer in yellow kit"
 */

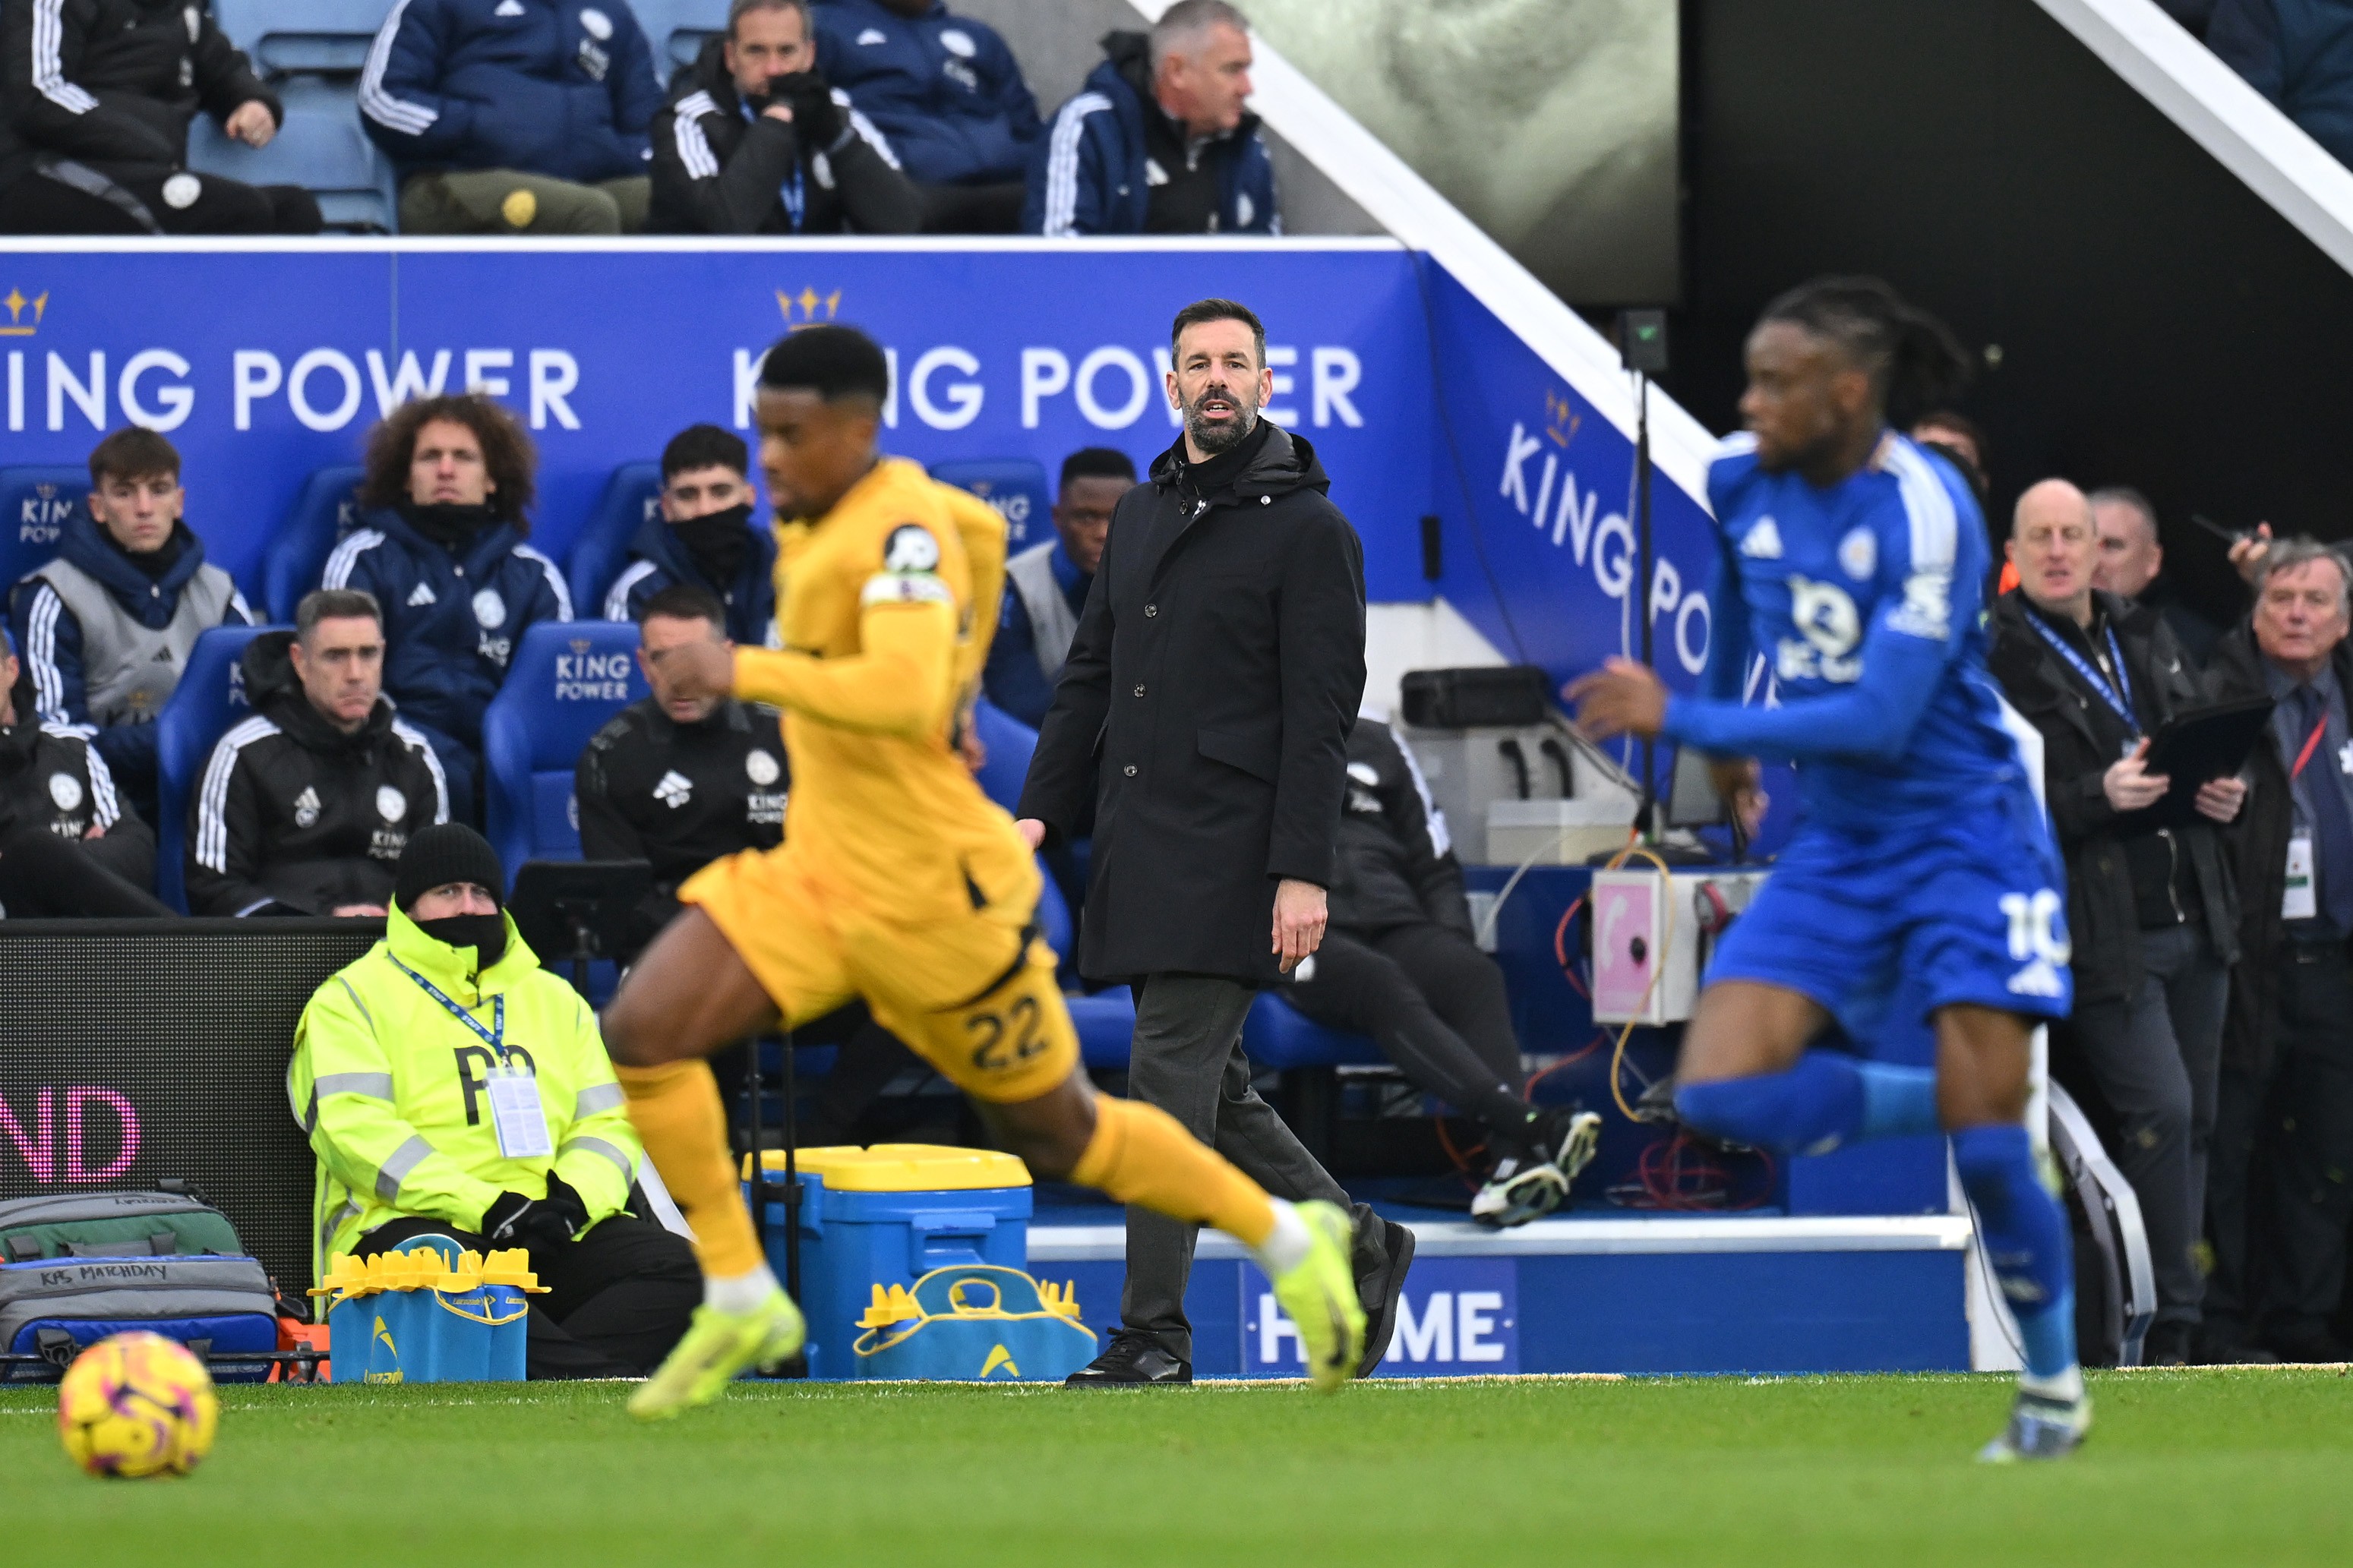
xmin=602 ymin=324 xmax=1366 ymax=1417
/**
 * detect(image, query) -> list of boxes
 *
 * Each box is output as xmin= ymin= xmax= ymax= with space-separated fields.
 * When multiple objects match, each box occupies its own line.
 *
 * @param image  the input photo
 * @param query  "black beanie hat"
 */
xmin=394 ymin=823 xmax=506 ymax=912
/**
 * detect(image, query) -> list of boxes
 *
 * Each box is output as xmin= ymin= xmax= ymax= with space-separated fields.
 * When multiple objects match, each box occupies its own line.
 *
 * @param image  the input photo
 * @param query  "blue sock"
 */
xmin=1952 ymin=1123 xmax=2077 ymax=1382
xmin=1674 ymin=1051 xmax=1939 ymax=1155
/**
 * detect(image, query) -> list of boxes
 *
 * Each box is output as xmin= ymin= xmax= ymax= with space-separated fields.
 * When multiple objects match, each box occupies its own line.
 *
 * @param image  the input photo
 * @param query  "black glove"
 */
xmin=768 ymin=69 xmax=845 ymax=150
xmin=479 ymin=1188 xmax=574 ymax=1251
xmin=539 ymin=1172 xmax=590 ymax=1237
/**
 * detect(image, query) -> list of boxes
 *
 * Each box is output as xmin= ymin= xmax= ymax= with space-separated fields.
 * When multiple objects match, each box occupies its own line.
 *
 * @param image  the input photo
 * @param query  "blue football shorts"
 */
xmin=1704 ymin=781 xmax=2073 ymax=1033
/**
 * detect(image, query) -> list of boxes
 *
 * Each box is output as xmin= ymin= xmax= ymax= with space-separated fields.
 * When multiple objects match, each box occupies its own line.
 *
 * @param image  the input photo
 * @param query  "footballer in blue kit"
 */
xmin=1571 ymin=277 xmax=2088 ymax=1462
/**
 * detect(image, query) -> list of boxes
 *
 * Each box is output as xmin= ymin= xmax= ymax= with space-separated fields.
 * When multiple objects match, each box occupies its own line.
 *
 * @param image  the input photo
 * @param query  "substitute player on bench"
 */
xmin=1570 ymin=277 xmax=2086 ymax=1462
xmin=602 ymin=326 xmax=1364 ymax=1416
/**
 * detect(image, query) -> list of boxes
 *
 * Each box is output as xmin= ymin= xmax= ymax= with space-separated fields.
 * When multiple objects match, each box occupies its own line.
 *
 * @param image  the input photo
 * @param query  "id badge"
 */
xmin=485 ymin=1068 xmax=554 ymax=1161
xmin=2284 ymin=831 xmax=2317 ymax=922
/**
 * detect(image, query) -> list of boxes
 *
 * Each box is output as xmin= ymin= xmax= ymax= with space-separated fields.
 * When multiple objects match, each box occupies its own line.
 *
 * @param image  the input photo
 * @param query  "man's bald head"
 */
xmin=2007 ymin=478 xmax=2099 ymax=624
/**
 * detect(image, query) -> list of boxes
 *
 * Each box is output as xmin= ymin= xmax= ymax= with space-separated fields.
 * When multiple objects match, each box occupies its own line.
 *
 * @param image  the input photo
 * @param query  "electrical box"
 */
xmin=1399 ymin=719 xmax=1637 ymax=867
xmin=1590 ymin=868 xmax=1769 ymax=1026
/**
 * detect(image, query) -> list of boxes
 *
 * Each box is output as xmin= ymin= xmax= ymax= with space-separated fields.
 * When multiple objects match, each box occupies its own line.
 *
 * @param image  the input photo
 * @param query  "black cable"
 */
xmin=1538 ymin=736 xmax=1574 ymax=796
xmin=1410 ymin=251 xmax=1528 ymax=661
xmin=1496 ymin=737 xmax=1531 ymax=799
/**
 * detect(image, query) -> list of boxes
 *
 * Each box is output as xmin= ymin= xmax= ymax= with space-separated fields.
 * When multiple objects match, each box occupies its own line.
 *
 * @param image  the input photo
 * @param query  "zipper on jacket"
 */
xmin=2160 ymin=828 xmax=2184 ymax=925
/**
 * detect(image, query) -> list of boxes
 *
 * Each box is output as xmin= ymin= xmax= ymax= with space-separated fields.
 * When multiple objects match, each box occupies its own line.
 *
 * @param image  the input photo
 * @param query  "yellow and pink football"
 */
xmin=55 ymin=1332 xmax=219 ymax=1479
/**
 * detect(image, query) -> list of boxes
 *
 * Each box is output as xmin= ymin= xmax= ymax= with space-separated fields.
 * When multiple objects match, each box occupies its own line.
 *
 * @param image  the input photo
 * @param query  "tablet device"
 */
xmin=2143 ymin=697 xmax=2274 ymax=822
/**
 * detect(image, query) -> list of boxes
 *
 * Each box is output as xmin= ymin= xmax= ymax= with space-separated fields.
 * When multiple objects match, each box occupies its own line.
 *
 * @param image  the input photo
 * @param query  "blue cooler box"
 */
xmin=748 ymin=1145 xmax=1040 ymax=1380
xmin=322 ymin=1238 xmax=531 ymax=1383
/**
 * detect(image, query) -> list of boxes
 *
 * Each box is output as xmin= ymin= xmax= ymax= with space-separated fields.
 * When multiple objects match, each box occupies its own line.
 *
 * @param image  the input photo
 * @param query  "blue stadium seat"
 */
xmin=0 ymin=465 xmax=87 ymax=598
xmin=264 ymin=465 xmax=365 ymax=623
xmin=482 ymin=622 xmax=650 ymax=888
xmin=566 ymin=463 xmax=665 ymax=620
xmin=155 ymin=623 xmax=283 ymax=913
xmin=211 ymin=0 xmax=391 ymax=77
xmin=1242 ymin=990 xmax=1384 ymax=1069
xmin=629 ymin=0 xmax=728 ymax=87
xmin=186 ymin=78 xmax=400 ymax=233
xmin=930 ymin=459 xmax=1050 ymax=551
xmin=966 ymin=696 xmax=1038 ymax=814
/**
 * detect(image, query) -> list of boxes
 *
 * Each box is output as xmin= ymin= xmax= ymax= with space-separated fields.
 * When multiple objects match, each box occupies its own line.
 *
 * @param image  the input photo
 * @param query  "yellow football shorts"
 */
xmin=680 ymin=844 xmax=1079 ymax=1105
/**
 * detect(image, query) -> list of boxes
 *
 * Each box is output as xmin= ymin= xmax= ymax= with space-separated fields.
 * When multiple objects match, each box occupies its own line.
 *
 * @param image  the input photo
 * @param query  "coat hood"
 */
xmin=362 ymin=503 xmax=529 ymax=579
xmin=1094 ymin=30 xmax=1262 ymax=147
xmin=1148 ymin=422 xmax=1331 ymax=503
xmin=58 ymin=511 xmax=213 ymax=631
xmin=683 ymin=33 xmax=744 ymax=112
xmin=241 ymin=629 xmax=400 ymax=756
xmin=624 ymin=503 xmax=777 ymax=598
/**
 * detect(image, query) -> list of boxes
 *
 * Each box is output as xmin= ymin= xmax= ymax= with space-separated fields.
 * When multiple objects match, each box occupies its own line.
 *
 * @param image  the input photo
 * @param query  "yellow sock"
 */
xmin=616 ymin=1060 xmax=766 ymax=1279
xmin=1070 ymin=1094 xmax=1276 ymax=1250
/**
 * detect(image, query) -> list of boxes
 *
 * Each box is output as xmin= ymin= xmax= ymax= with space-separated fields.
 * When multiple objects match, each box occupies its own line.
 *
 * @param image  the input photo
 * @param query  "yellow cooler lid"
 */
xmin=746 ymin=1143 xmax=1030 ymax=1191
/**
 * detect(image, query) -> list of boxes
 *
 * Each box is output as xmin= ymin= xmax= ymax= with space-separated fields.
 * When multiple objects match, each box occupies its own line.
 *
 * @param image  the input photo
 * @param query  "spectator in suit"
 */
xmin=813 ymin=0 xmax=1038 ymax=232
xmin=1025 ymin=0 xmax=1276 ymax=238
xmin=360 ymin=0 xmax=664 ymax=235
xmin=186 ymin=588 xmax=450 ymax=918
xmin=323 ymin=394 xmax=571 ymax=826
xmin=652 ymin=0 xmax=921 ymax=236
xmin=8 ymin=427 xmax=253 ymax=825
xmin=981 ymin=446 xmax=1131 ymax=728
xmin=603 ymin=425 xmax=778 ymax=648
xmin=0 ymin=0 xmax=319 ymax=234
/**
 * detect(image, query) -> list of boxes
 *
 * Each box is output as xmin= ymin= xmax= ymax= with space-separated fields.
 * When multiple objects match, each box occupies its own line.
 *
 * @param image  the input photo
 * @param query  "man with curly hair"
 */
xmin=324 ymin=394 xmax=571 ymax=825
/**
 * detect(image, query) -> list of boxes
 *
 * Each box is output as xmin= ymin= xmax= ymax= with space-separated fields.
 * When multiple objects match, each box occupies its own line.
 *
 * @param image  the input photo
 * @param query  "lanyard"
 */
xmin=391 ymin=958 xmax=509 ymax=1065
xmin=2293 ymin=711 xmax=2330 ymax=780
xmin=2028 ymin=613 xmax=2136 ymax=734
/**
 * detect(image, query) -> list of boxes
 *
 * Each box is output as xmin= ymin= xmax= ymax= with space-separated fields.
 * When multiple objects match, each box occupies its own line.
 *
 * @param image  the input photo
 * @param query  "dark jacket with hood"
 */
xmin=601 ymin=503 xmax=779 ymax=647
xmin=0 ymin=653 xmax=151 ymax=891
xmin=320 ymin=504 xmax=570 ymax=759
xmin=8 ymin=511 xmax=251 ymax=811
xmin=1017 ymin=420 xmax=1365 ymax=983
xmin=184 ymin=629 xmax=450 ymax=917
xmin=1987 ymin=588 xmax=2239 ymax=1011
xmin=1022 ymin=30 xmax=1277 ymax=237
xmin=811 ymin=0 xmax=1040 ymax=187
xmin=357 ymin=0 xmax=662 ymax=183
xmin=649 ymin=35 xmax=921 ymax=236
xmin=1329 ymin=716 xmax=1475 ymax=939
xmin=0 ymin=0 xmax=281 ymax=192
xmin=2206 ymin=618 xmax=2353 ymax=1074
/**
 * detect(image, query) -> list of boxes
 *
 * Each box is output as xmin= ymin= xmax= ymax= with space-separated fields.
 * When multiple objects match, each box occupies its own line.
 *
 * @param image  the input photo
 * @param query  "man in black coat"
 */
xmin=2203 ymin=538 xmax=2353 ymax=1364
xmin=0 ymin=622 xmax=163 ymax=916
xmin=649 ymin=0 xmax=921 ymax=237
xmin=185 ymin=590 xmax=449 ymax=918
xmin=1017 ymin=298 xmax=1411 ymax=1383
xmin=1987 ymin=480 xmax=2243 ymax=1365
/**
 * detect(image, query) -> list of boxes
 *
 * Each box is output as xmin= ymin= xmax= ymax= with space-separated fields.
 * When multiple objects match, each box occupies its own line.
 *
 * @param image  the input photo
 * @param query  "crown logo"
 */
xmin=1 ymin=289 xmax=47 ymax=336
xmin=776 ymin=288 xmax=842 ymax=330
xmin=1543 ymin=390 xmax=1580 ymax=449
xmin=570 ymin=638 xmax=592 ymax=655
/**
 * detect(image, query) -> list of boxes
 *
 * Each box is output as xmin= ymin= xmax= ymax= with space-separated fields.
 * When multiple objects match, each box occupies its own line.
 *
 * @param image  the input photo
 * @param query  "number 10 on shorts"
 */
xmin=1998 ymin=889 xmax=2070 ymax=965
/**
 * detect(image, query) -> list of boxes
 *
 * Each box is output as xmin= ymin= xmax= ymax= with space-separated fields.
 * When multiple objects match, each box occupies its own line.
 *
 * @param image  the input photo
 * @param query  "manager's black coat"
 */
xmin=1016 ymin=424 xmax=1366 ymax=984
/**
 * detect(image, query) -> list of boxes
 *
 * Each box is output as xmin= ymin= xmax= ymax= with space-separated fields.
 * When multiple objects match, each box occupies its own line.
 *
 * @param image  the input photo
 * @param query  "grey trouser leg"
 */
xmin=1119 ymin=973 xmax=1352 ymax=1363
xmin=2069 ymin=924 xmax=2203 ymax=1326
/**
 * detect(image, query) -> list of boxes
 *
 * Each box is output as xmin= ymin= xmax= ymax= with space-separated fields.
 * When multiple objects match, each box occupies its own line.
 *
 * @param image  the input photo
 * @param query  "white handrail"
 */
xmin=1123 ymin=0 xmax=1720 ymax=503
xmin=2036 ymin=0 xmax=2353 ymax=276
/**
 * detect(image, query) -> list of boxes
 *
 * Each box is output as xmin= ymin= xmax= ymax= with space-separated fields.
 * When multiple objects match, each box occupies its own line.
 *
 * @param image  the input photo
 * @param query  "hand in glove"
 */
xmin=769 ymin=69 xmax=845 ymax=149
xmin=480 ymin=1185 xmax=578 ymax=1251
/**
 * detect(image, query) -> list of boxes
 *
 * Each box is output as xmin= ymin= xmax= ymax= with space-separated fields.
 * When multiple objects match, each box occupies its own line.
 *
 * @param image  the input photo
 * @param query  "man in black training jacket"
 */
xmin=186 ymin=588 xmax=449 ymax=918
xmin=0 ymin=622 xmax=163 ymax=916
xmin=1017 ymin=298 xmax=1413 ymax=1385
xmin=651 ymin=0 xmax=920 ymax=236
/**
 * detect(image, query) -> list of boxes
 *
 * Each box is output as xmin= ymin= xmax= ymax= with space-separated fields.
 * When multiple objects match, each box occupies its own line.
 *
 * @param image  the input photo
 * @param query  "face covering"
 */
xmin=673 ymin=503 xmax=756 ymax=585
xmin=416 ymin=911 xmax=507 ymax=967
xmin=401 ymin=501 xmax=497 ymax=551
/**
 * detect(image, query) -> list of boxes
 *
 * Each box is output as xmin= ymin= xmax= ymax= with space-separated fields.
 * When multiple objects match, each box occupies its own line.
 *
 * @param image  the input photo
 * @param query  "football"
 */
xmin=55 ymin=1333 xmax=220 ymax=1480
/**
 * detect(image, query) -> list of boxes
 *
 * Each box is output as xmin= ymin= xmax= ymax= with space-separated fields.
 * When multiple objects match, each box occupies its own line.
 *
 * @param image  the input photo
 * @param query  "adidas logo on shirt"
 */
xmin=494 ymin=0 xmax=525 ymax=14
xmin=1740 ymin=517 xmax=1783 ymax=559
xmin=856 ymin=27 xmax=887 ymax=44
xmin=293 ymin=787 xmax=321 ymax=829
xmin=2004 ymin=958 xmax=2066 ymax=999
xmin=408 ymin=582 xmax=437 ymax=607
xmin=653 ymin=771 xmax=694 ymax=809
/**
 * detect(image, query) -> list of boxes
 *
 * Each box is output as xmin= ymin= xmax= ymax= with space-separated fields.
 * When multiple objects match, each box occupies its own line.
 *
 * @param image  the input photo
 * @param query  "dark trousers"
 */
xmin=356 ymin=1213 xmax=700 ymax=1380
xmin=918 ymin=180 xmax=1023 ymax=233
xmin=2064 ymin=923 xmax=2228 ymax=1327
xmin=1120 ymin=973 xmax=1366 ymax=1363
xmin=1284 ymin=922 xmax=1533 ymax=1149
xmin=0 ymin=166 xmax=321 ymax=235
xmin=0 ymin=825 xmax=172 ymax=917
xmin=2209 ymin=940 xmax=2353 ymax=1345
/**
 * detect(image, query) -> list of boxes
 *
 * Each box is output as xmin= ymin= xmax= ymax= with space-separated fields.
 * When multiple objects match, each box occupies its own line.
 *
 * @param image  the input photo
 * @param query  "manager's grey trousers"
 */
xmin=1119 ymin=973 xmax=1368 ymax=1363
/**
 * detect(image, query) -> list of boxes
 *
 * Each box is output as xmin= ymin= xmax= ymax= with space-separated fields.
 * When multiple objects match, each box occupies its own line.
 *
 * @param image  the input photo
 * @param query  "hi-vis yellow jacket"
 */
xmin=288 ymin=906 xmax=641 ymax=1282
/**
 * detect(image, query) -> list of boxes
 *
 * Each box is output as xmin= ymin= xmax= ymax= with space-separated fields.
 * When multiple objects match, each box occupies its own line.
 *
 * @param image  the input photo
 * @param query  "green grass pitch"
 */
xmin=4 ymin=1371 xmax=2349 ymax=1566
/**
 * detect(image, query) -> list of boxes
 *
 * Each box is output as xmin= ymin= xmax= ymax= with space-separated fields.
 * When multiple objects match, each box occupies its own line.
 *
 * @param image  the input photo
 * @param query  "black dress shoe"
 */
xmin=2142 ymin=1320 xmax=2196 ymax=1366
xmin=1065 ymin=1329 xmax=1192 ymax=1386
xmin=2194 ymin=1330 xmax=2279 ymax=1365
xmin=2268 ymin=1328 xmax=2353 ymax=1365
xmin=1354 ymin=1216 xmax=1417 ymax=1378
